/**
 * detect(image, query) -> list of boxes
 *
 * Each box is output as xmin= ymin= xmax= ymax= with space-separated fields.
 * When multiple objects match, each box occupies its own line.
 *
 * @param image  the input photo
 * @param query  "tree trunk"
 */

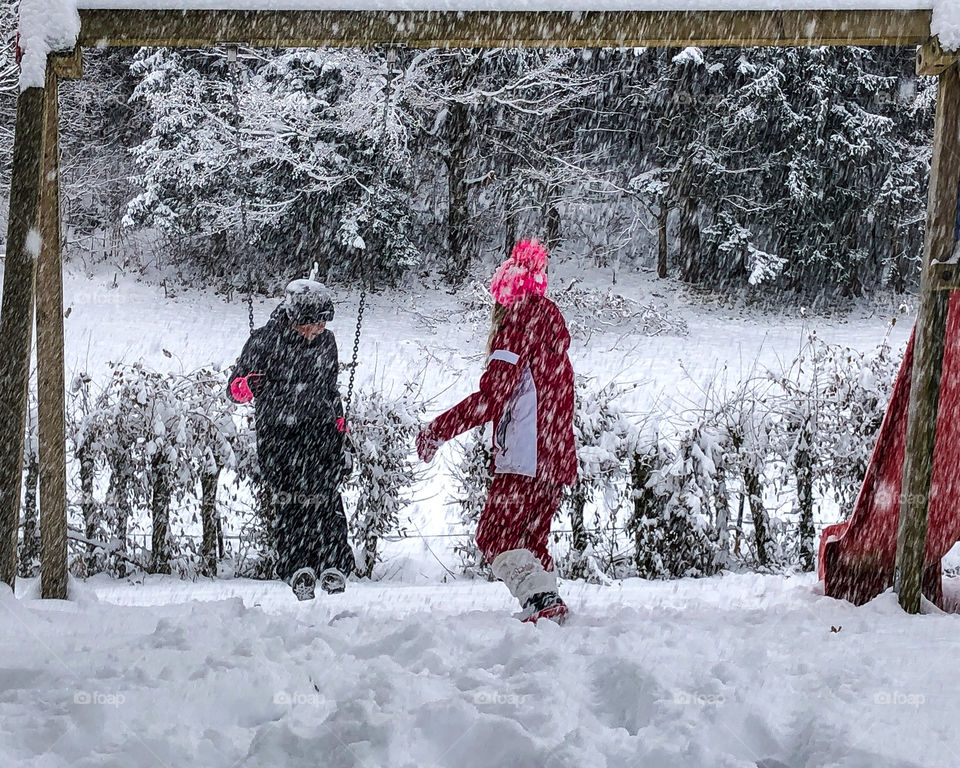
xmin=630 ymin=451 xmax=659 ymax=577
xmin=713 ymin=472 xmax=730 ymax=571
xmin=211 ymin=229 xmax=228 ymax=279
xmin=444 ymin=99 xmax=472 ymax=286
xmin=200 ymin=469 xmax=220 ymax=577
xmin=253 ymin=474 xmax=277 ymax=579
xmin=570 ymin=481 xmax=588 ymax=554
xmin=504 ymin=205 xmax=517 ymax=260
xmin=892 ymin=227 xmax=907 ymax=294
xmin=150 ymin=454 xmax=172 ymax=575
xmin=657 ymin=205 xmax=669 ymax=279
xmin=567 ymin=481 xmax=591 ymax=579
xmin=107 ymin=464 xmax=132 ymax=577
xmin=116 ymin=499 xmax=129 ymax=578
xmin=361 ymin=527 xmax=378 ymax=580
xmin=744 ymin=465 xmax=769 ymax=567
xmin=544 ymin=188 xmax=562 ymax=253
xmin=18 ymin=447 xmax=40 ymax=577
xmin=733 ymin=494 xmax=745 ymax=556
xmin=79 ymin=446 xmax=99 ymax=574
xmin=795 ymin=421 xmax=815 ymax=572
xmin=678 ymin=194 xmax=701 ymax=283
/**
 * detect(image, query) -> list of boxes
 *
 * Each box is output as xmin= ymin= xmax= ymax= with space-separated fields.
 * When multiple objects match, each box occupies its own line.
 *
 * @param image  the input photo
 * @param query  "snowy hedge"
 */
xmin=18 ymin=333 xmax=900 ymax=583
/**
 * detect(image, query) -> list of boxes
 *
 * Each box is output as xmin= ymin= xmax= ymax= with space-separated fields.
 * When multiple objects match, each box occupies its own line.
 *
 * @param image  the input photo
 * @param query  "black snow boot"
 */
xmin=521 ymin=592 xmax=569 ymax=625
xmin=291 ymin=567 xmax=317 ymax=601
xmin=319 ymin=568 xmax=347 ymax=594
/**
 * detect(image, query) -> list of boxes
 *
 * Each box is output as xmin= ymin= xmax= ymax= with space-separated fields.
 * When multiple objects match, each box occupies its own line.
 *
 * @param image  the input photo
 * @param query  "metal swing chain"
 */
xmin=246 ymin=270 xmax=255 ymax=333
xmin=342 ymin=47 xmax=398 ymax=421
xmin=343 ymin=286 xmax=365 ymax=420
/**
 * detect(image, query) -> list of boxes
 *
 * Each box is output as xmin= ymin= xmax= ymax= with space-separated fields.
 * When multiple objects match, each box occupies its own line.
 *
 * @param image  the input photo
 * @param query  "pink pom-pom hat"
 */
xmin=490 ymin=239 xmax=549 ymax=306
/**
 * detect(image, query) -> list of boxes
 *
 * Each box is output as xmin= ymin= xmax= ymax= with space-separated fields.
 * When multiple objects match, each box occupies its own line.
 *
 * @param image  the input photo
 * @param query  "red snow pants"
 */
xmin=476 ymin=475 xmax=562 ymax=571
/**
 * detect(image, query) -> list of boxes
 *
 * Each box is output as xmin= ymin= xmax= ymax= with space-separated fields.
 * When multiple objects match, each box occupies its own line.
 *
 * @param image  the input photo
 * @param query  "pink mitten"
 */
xmin=230 ymin=376 xmax=254 ymax=403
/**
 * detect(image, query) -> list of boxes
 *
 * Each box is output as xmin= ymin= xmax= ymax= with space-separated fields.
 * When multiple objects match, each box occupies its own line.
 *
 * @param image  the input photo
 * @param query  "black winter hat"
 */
xmin=283 ymin=279 xmax=335 ymax=325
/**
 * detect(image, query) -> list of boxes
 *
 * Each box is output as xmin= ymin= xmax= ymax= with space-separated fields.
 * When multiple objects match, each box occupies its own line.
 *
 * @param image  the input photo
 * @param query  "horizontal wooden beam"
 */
xmin=77 ymin=8 xmax=931 ymax=49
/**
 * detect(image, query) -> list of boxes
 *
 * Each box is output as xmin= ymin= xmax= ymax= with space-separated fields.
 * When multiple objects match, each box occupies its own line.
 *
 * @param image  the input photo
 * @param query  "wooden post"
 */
xmin=37 ymin=64 xmax=68 ymax=600
xmin=0 ymin=85 xmax=48 ymax=590
xmin=894 ymin=62 xmax=960 ymax=614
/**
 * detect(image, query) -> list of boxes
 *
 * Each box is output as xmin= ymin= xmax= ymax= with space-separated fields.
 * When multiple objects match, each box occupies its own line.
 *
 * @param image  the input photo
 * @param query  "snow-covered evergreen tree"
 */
xmin=450 ymin=426 xmax=494 ymax=579
xmin=125 ymin=47 xmax=420 ymax=286
xmin=701 ymin=47 xmax=933 ymax=294
xmin=344 ymin=387 xmax=424 ymax=578
xmin=558 ymin=378 xmax=639 ymax=582
xmin=179 ymin=367 xmax=241 ymax=577
xmin=229 ymin=408 xmax=277 ymax=580
xmin=629 ymin=426 xmax=725 ymax=580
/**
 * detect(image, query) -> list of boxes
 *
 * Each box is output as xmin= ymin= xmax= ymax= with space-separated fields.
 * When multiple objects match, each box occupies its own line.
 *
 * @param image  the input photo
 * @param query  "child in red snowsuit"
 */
xmin=416 ymin=240 xmax=577 ymax=623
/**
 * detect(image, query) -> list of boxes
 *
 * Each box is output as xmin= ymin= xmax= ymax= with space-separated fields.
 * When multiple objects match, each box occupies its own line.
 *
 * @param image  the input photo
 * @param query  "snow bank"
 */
xmin=933 ymin=0 xmax=960 ymax=51
xmin=3 ymin=573 xmax=960 ymax=767
xmin=74 ymin=0 xmax=934 ymax=12
xmin=18 ymin=0 xmax=81 ymax=92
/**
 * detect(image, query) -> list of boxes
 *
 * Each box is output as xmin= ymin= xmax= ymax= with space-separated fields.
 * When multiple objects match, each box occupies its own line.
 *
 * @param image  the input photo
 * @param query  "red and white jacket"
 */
xmin=429 ymin=295 xmax=577 ymax=486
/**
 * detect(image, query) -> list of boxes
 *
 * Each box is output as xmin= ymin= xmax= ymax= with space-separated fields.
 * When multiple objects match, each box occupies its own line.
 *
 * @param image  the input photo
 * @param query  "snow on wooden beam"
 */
xmin=76 ymin=8 xmax=931 ymax=49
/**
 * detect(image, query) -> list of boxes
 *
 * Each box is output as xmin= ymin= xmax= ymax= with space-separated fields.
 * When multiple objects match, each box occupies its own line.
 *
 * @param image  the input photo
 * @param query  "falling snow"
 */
xmin=4 ymin=1 xmax=960 ymax=765
xmin=24 ymin=228 xmax=42 ymax=258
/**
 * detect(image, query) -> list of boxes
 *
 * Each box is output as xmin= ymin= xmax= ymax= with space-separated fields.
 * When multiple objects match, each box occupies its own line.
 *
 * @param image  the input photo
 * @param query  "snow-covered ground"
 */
xmin=60 ymin=261 xmax=912 ymax=408
xmin=3 ymin=572 xmax=959 ymax=767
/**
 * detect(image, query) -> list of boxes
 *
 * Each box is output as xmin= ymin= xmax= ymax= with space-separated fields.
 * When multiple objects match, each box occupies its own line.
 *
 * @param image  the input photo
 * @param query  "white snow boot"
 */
xmin=491 ymin=549 xmax=568 ymax=625
xmin=290 ymin=567 xmax=317 ymax=601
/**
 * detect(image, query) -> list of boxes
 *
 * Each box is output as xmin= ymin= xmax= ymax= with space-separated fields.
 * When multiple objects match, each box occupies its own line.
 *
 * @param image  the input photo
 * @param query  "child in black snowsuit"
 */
xmin=228 ymin=279 xmax=355 ymax=600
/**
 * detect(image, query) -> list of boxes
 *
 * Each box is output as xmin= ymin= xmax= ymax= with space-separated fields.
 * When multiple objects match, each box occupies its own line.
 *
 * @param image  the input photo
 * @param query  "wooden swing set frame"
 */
xmin=0 ymin=6 xmax=956 ymax=612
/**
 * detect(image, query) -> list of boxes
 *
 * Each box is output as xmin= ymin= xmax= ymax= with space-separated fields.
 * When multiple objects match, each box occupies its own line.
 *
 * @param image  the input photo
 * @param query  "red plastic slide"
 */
xmin=819 ymin=291 xmax=960 ymax=607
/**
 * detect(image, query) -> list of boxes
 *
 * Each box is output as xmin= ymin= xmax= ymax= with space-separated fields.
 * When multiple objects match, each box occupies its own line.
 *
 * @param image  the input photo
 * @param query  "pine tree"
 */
xmin=345 ymin=388 xmax=424 ymax=578
xmin=450 ymin=426 xmax=494 ymax=579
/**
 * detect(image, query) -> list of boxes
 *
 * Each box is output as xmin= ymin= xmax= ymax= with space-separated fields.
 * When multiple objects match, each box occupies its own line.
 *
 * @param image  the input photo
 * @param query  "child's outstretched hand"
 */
xmin=416 ymin=426 xmax=442 ymax=463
